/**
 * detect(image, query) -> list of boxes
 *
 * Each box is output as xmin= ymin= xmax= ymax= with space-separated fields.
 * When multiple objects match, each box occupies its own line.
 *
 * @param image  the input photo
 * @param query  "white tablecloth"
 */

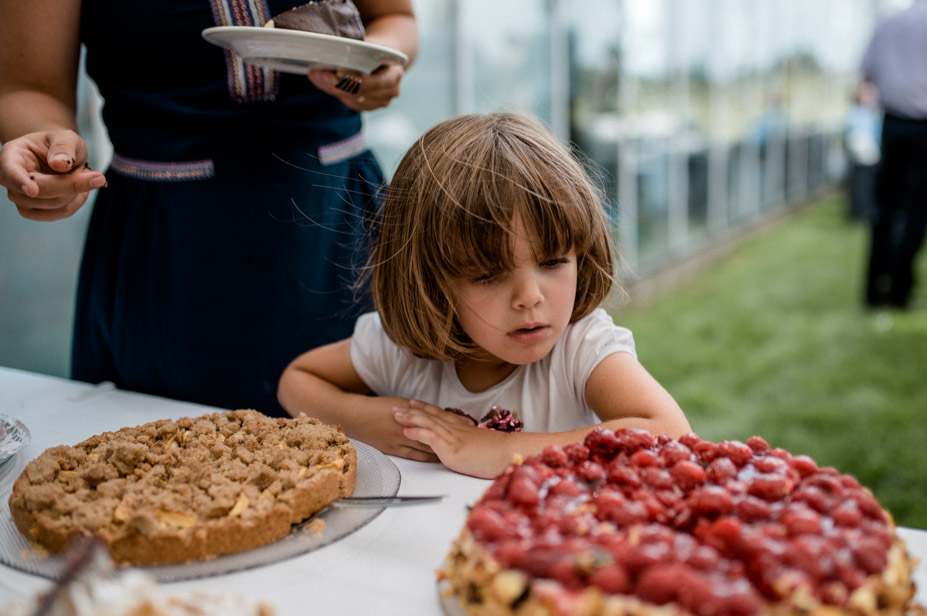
xmin=0 ymin=366 xmax=924 ymax=614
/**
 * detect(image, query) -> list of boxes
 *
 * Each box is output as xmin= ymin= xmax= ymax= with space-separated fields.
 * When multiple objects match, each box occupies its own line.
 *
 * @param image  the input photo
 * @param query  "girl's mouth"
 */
xmin=508 ymin=324 xmax=548 ymax=343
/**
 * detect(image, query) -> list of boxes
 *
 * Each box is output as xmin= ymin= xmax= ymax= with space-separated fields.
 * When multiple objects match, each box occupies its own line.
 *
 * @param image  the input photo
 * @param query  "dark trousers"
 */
xmin=865 ymin=113 xmax=927 ymax=308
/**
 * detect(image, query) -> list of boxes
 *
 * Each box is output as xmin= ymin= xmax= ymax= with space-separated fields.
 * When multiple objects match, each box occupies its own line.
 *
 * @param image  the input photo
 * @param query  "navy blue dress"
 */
xmin=75 ymin=1 xmax=384 ymax=415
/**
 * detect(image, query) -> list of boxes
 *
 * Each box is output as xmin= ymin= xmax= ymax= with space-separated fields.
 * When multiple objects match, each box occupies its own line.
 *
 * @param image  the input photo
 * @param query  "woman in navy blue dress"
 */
xmin=0 ymin=0 xmax=418 ymax=415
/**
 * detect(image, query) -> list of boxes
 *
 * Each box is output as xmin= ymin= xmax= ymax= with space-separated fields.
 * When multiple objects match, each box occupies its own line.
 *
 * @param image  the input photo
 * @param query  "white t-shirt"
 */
xmin=349 ymin=307 xmax=636 ymax=432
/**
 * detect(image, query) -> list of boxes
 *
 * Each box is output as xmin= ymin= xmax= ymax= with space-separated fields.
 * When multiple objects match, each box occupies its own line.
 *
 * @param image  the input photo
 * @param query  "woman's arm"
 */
xmin=0 ymin=0 xmax=82 ymax=140
xmin=0 ymin=0 xmax=106 ymax=220
xmin=277 ymin=338 xmax=439 ymax=462
xmin=355 ymin=0 xmax=418 ymax=65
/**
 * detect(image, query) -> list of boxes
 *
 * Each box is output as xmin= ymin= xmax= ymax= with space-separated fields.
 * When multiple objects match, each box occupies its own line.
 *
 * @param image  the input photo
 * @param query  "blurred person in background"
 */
xmin=860 ymin=0 xmax=927 ymax=310
xmin=0 ymin=0 xmax=418 ymax=415
xmin=844 ymin=81 xmax=881 ymax=223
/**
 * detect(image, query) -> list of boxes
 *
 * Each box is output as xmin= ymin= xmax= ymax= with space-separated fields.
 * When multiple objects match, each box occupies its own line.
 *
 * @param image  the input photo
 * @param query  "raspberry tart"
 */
xmin=9 ymin=410 xmax=356 ymax=565
xmin=439 ymin=428 xmax=920 ymax=615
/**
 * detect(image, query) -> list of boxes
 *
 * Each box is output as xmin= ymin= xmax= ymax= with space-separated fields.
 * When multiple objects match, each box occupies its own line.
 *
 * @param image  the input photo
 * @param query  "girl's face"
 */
xmin=453 ymin=216 xmax=578 ymax=369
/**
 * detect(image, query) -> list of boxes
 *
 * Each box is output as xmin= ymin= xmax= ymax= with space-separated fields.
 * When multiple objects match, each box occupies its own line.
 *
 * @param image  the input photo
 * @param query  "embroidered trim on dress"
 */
xmin=111 ymin=154 xmax=216 ymax=182
xmin=318 ymin=133 xmax=369 ymax=166
xmin=209 ymin=0 xmax=278 ymax=103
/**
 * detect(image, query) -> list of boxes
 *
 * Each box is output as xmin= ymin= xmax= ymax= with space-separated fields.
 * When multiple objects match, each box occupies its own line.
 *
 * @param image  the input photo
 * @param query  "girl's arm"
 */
xmin=584 ymin=351 xmax=691 ymax=437
xmin=393 ymin=352 xmax=691 ymax=479
xmin=0 ymin=0 xmax=106 ymax=220
xmin=277 ymin=338 xmax=439 ymax=462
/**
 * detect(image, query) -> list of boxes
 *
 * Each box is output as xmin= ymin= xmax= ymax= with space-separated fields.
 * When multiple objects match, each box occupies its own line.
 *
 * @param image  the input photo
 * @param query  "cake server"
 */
xmin=332 ymin=495 xmax=446 ymax=508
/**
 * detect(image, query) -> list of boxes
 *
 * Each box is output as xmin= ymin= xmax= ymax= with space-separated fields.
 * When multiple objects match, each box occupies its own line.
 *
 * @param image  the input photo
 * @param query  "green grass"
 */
xmin=613 ymin=192 xmax=927 ymax=529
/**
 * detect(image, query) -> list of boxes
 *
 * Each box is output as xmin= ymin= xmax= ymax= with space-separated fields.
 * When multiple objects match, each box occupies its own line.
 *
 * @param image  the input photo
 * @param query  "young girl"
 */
xmin=277 ymin=112 xmax=691 ymax=478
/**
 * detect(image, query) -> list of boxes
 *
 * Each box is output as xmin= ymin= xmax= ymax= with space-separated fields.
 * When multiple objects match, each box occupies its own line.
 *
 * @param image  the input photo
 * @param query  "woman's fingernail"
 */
xmin=90 ymin=176 xmax=105 ymax=189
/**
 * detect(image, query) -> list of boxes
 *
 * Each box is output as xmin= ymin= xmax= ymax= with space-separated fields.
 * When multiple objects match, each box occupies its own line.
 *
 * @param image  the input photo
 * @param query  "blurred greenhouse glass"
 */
xmin=0 ymin=0 xmax=912 ymax=378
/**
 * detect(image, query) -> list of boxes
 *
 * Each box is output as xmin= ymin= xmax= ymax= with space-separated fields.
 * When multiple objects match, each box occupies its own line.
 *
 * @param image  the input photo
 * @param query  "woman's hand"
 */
xmin=392 ymin=400 xmax=518 ymax=479
xmin=0 ymin=130 xmax=106 ymax=221
xmin=307 ymin=63 xmax=405 ymax=112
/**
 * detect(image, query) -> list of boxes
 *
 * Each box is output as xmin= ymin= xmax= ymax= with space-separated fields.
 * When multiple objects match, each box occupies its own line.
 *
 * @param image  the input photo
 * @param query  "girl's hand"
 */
xmin=391 ymin=400 xmax=517 ymax=479
xmin=307 ymin=63 xmax=405 ymax=111
xmin=344 ymin=396 xmax=440 ymax=463
xmin=0 ymin=130 xmax=106 ymax=221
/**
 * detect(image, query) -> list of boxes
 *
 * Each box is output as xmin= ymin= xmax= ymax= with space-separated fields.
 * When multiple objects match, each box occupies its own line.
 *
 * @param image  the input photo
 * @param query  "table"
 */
xmin=1 ymin=366 xmax=925 ymax=614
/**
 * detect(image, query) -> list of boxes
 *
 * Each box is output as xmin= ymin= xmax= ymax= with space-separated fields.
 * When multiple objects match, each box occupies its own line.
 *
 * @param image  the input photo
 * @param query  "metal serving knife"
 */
xmin=331 ymin=495 xmax=446 ymax=508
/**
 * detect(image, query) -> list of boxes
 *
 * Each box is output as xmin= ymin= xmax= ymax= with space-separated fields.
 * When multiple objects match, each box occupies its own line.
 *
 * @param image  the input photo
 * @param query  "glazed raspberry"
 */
xmin=850 ymin=489 xmax=886 ymax=521
xmin=792 ymin=484 xmax=833 ymax=513
xmin=685 ymin=543 xmax=722 ymax=570
xmin=629 ymin=448 xmax=660 ymax=468
xmin=636 ymin=563 xmax=686 ymax=604
xmin=614 ymin=428 xmax=658 ymax=452
xmin=807 ymin=472 xmax=844 ymax=496
xmin=641 ymin=467 xmax=674 ymax=490
xmin=577 ymin=460 xmax=606 ymax=483
xmin=507 ymin=475 xmax=541 ymax=506
xmin=540 ymin=445 xmax=569 ymax=468
xmin=831 ymin=500 xmax=864 ymax=528
xmin=659 ymin=440 xmax=693 ymax=466
xmin=745 ymin=435 xmax=771 ymax=454
xmin=688 ymin=485 xmax=734 ymax=517
xmin=548 ymin=477 xmax=581 ymax=497
xmin=584 ymin=427 xmax=622 ymax=456
xmin=754 ymin=455 xmax=788 ymax=474
xmin=706 ymin=456 xmax=738 ymax=484
xmin=734 ymin=495 xmax=772 ymax=522
xmin=563 ymin=442 xmax=590 ymax=463
xmin=670 ymin=459 xmax=707 ymax=490
xmin=693 ymin=440 xmax=720 ymax=464
xmin=747 ymin=473 xmax=794 ymax=501
xmin=719 ymin=440 xmax=754 ymax=466
xmin=635 ymin=489 xmax=672 ymax=523
xmin=606 ymin=462 xmax=642 ymax=489
xmin=788 ymin=454 xmax=818 ymax=477
xmin=467 ymin=507 xmax=508 ymax=542
xmin=589 ymin=564 xmax=630 ymax=593
xmin=494 ymin=539 xmax=527 ymax=567
xmin=781 ymin=503 xmax=822 ymax=536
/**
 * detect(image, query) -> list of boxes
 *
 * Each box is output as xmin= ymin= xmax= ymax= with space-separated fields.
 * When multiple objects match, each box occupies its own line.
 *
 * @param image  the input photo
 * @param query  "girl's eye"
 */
xmin=541 ymin=257 xmax=569 ymax=269
xmin=471 ymin=272 xmax=497 ymax=285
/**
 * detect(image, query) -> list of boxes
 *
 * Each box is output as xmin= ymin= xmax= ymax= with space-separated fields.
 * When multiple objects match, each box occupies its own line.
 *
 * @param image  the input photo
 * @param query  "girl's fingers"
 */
xmin=402 ymin=426 xmax=440 ymax=450
xmin=398 ymin=444 xmax=439 ymax=463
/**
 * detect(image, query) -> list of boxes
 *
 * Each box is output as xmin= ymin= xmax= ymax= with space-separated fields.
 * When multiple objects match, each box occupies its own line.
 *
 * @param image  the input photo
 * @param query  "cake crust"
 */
xmin=439 ymin=429 xmax=921 ymax=616
xmin=9 ymin=410 xmax=356 ymax=565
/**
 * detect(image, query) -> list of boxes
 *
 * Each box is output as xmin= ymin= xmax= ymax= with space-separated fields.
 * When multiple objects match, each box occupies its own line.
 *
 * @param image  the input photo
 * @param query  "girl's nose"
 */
xmin=512 ymin=274 xmax=543 ymax=309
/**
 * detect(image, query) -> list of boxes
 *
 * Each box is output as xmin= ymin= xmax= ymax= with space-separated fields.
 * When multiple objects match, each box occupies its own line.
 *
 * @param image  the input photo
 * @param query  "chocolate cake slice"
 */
xmin=266 ymin=0 xmax=365 ymax=41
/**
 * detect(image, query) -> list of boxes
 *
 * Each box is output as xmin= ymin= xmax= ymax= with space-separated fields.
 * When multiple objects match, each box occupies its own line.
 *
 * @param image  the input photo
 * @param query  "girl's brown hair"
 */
xmin=368 ymin=111 xmax=616 ymax=361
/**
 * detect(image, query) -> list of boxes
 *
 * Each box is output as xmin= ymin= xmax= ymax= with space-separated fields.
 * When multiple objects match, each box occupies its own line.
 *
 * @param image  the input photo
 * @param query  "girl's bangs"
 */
xmin=432 ymin=169 xmax=586 ymax=279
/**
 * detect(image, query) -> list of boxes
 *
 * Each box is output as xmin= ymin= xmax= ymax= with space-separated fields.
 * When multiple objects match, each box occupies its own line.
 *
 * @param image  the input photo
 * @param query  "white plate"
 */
xmin=0 ymin=439 xmax=398 ymax=581
xmin=0 ymin=415 xmax=30 ymax=468
xmin=201 ymin=26 xmax=408 ymax=75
